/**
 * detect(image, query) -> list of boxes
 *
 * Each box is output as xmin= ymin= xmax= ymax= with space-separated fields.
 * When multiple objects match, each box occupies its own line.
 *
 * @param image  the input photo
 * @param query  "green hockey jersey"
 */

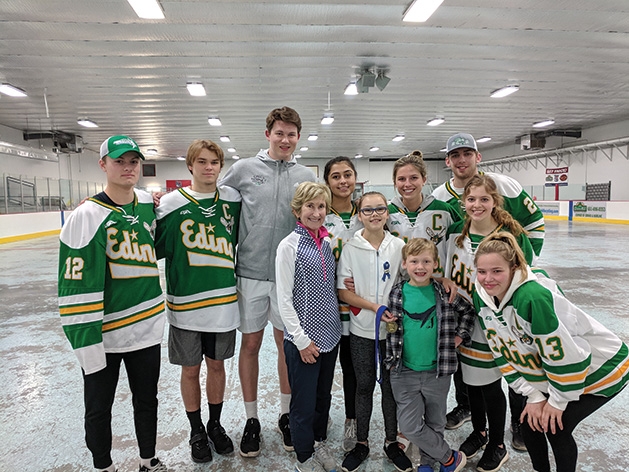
xmin=432 ymin=172 xmax=545 ymax=256
xmin=155 ymin=186 xmax=241 ymax=332
xmin=58 ymin=190 xmax=165 ymax=375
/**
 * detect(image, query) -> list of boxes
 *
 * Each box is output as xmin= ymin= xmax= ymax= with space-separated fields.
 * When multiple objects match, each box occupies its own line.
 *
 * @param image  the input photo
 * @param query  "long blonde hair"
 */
xmin=474 ymin=232 xmax=529 ymax=281
xmin=455 ymin=174 xmax=527 ymax=248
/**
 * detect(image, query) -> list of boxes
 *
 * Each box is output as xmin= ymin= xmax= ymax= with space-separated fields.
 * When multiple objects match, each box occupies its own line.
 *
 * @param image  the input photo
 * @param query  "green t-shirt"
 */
xmin=402 ymin=282 xmax=438 ymax=371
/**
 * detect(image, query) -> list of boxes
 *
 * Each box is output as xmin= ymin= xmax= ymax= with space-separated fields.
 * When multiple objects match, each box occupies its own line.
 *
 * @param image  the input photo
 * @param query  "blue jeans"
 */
xmin=284 ymin=340 xmax=339 ymax=463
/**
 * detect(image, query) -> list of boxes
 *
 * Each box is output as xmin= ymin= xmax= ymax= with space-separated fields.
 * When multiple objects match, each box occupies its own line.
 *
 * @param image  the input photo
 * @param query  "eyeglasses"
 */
xmin=359 ymin=206 xmax=388 ymax=216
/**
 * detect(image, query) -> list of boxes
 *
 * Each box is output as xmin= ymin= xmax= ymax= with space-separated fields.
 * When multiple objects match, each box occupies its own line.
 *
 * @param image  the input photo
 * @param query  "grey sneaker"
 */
xmin=510 ymin=421 xmax=527 ymax=452
xmin=314 ymin=441 xmax=338 ymax=472
xmin=342 ymin=419 xmax=357 ymax=452
xmin=445 ymin=405 xmax=471 ymax=430
xmin=296 ymin=454 xmax=327 ymax=472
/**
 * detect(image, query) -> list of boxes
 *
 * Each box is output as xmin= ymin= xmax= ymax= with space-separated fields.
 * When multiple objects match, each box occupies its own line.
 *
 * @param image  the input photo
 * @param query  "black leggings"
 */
xmin=467 ymin=378 xmax=506 ymax=446
xmin=339 ymin=335 xmax=357 ymax=419
xmin=521 ymin=393 xmax=615 ymax=472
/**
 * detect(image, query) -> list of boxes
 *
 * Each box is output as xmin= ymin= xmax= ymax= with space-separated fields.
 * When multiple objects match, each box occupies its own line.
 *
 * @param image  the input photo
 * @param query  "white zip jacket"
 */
xmin=336 ymin=230 xmax=405 ymax=340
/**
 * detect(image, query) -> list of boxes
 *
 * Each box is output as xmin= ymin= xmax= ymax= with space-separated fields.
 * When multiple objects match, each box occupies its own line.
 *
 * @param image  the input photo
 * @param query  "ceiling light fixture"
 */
xmin=294 ymin=154 xmax=302 ymax=159
xmin=392 ymin=134 xmax=405 ymax=142
xmin=308 ymin=134 xmax=318 ymax=141
xmin=187 ymin=82 xmax=206 ymax=96
xmin=354 ymin=154 xmax=363 ymax=159
xmin=0 ymin=83 xmax=27 ymax=97
xmin=207 ymin=116 xmax=222 ymax=126
xmin=533 ymin=119 xmax=555 ymax=128
xmin=77 ymin=118 xmax=98 ymax=128
xmin=300 ymin=146 xmax=309 ymax=151
xmin=227 ymin=147 xmax=236 ymax=153
xmin=127 ymin=0 xmax=165 ymax=19
xmin=490 ymin=84 xmax=519 ymax=98
xmin=231 ymin=155 xmax=240 ymax=160
xmin=321 ymin=113 xmax=334 ymax=125
xmin=177 ymin=156 xmax=185 ymax=161
xmin=476 ymin=136 xmax=492 ymax=143
xmin=344 ymin=82 xmax=358 ymax=96
xmin=375 ymin=71 xmax=391 ymax=91
xmin=219 ymin=136 xmax=230 ymax=142
xmin=439 ymin=147 xmax=448 ymax=152
xmin=402 ymin=0 xmax=444 ymax=22
xmin=146 ymin=148 xmax=158 ymax=155
xmin=369 ymin=146 xmax=379 ymax=152
xmin=427 ymin=117 xmax=445 ymax=126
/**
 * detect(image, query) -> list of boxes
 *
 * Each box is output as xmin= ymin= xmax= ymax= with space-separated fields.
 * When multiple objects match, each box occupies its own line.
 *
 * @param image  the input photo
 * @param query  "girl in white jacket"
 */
xmin=473 ymin=232 xmax=628 ymax=472
xmin=336 ymin=192 xmax=411 ymax=472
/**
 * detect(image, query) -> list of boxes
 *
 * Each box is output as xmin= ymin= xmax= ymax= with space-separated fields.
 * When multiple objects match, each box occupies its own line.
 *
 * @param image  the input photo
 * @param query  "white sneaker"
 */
xmin=314 ymin=440 xmax=338 ymax=472
xmin=296 ymin=455 xmax=326 ymax=472
xmin=342 ymin=419 xmax=357 ymax=452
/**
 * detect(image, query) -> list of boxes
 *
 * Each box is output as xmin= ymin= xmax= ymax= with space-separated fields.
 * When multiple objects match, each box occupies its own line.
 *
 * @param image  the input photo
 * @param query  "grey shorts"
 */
xmin=168 ymin=325 xmax=236 ymax=366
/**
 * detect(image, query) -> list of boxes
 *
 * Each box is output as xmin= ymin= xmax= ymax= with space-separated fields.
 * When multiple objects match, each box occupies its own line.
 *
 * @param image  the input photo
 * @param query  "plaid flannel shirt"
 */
xmin=384 ymin=279 xmax=475 ymax=376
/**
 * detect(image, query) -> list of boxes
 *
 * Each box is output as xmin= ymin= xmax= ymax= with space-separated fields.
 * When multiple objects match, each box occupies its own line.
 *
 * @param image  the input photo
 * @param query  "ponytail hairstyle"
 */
xmin=455 ymin=174 xmax=527 ymax=248
xmin=392 ymin=150 xmax=427 ymax=182
xmin=474 ymin=232 xmax=528 ymax=281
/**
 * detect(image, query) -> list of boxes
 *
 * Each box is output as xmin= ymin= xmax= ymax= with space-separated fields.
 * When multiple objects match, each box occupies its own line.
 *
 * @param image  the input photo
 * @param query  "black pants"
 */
xmin=467 ymin=378 xmax=506 ymax=446
xmin=83 ymin=344 xmax=161 ymax=469
xmin=453 ymin=363 xmax=469 ymax=409
xmin=339 ymin=335 xmax=357 ymax=419
xmin=521 ymin=393 xmax=615 ymax=472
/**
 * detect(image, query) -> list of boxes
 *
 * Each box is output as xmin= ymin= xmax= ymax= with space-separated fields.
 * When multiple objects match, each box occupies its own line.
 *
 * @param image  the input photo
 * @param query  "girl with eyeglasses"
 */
xmin=322 ymin=156 xmax=363 ymax=453
xmin=473 ymin=232 xmax=628 ymax=472
xmin=336 ymin=191 xmax=412 ymax=472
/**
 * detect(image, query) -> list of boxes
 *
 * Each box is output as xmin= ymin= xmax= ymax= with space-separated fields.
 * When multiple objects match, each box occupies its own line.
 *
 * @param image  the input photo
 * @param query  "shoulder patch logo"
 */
xmin=251 ymin=175 xmax=267 ymax=186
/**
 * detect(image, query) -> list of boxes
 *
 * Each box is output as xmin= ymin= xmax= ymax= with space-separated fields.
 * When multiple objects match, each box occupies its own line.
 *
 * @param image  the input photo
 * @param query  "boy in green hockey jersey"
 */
xmin=155 ymin=139 xmax=240 ymax=463
xmin=58 ymin=135 xmax=167 ymax=472
xmin=473 ymin=232 xmax=628 ymax=472
xmin=432 ymin=133 xmax=544 ymax=257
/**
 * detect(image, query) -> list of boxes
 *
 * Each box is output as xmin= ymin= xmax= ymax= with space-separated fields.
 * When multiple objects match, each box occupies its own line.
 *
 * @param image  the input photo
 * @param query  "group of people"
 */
xmin=58 ymin=106 xmax=628 ymax=472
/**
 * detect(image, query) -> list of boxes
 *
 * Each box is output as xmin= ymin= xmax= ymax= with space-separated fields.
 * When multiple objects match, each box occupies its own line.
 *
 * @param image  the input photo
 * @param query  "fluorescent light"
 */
xmin=308 ymin=134 xmax=318 ymax=141
xmin=177 ymin=156 xmax=185 ymax=161
xmin=344 ymin=83 xmax=358 ymax=95
xmin=127 ymin=0 xmax=165 ymax=19
xmin=231 ymin=155 xmax=240 ymax=160
xmin=227 ymin=148 xmax=236 ymax=153
xmin=0 ymin=83 xmax=27 ymax=97
xmin=294 ymin=154 xmax=302 ymax=159
xmin=77 ymin=118 xmax=98 ymax=128
xmin=369 ymin=146 xmax=379 ymax=152
xmin=321 ymin=113 xmax=334 ymax=125
xmin=476 ymin=136 xmax=492 ymax=143
xmin=490 ymin=84 xmax=519 ymax=98
xmin=300 ymin=146 xmax=309 ymax=151
xmin=354 ymin=154 xmax=363 ymax=159
xmin=146 ymin=148 xmax=158 ymax=155
xmin=220 ymin=136 xmax=230 ymax=142
xmin=439 ymin=147 xmax=447 ymax=152
xmin=207 ymin=116 xmax=222 ymax=126
xmin=533 ymin=119 xmax=555 ymax=128
xmin=392 ymin=134 xmax=405 ymax=142
xmin=187 ymin=82 xmax=206 ymax=96
xmin=402 ymin=0 xmax=444 ymax=22
xmin=427 ymin=117 xmax=445 ymax=126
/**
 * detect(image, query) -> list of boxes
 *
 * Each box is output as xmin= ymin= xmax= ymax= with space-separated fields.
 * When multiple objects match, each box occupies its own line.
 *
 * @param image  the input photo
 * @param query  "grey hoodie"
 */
xmin=219 ymin=149 xmax=316 ymax=281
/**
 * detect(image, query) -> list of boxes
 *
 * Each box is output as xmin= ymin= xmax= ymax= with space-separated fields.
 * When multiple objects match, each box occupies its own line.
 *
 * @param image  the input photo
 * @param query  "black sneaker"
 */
xmin=341 ymin=442 xmax=369 ymax=472
xmin=510 ymin=421 xmax=527 ymax=452
xmin=459 ymin=429 xmax=488 ymax=459
xmin=477 ymin=444 xmax=509 ymax=472
xmin=384 ymin=441 xmax=412 ymax=472
xmin=207 ymin=419 xmax=234 ymax=455
xmin=189 ymin=427 xmax=212 ymax=463
xmin=445 ymin=405 xmax=471 ymax=430
xmin=277 ymin=413 xmax=294 ymax=452
xmin=239 ymin=418 xmax=261 ymax=458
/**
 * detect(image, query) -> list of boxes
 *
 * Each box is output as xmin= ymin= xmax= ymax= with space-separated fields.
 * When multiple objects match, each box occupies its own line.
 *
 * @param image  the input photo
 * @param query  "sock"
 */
xmin=208 ymin=401 xmax=223 ymax=423
xmin=442 ymin=453 xmax=454 ymax=466
xmin=186 ymin=408 xmax=204 ymax=433
xmin=244 ymin=401 xmax=258 ymax=420
xmin=280 ymin=393 xmax=291 ymax=416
